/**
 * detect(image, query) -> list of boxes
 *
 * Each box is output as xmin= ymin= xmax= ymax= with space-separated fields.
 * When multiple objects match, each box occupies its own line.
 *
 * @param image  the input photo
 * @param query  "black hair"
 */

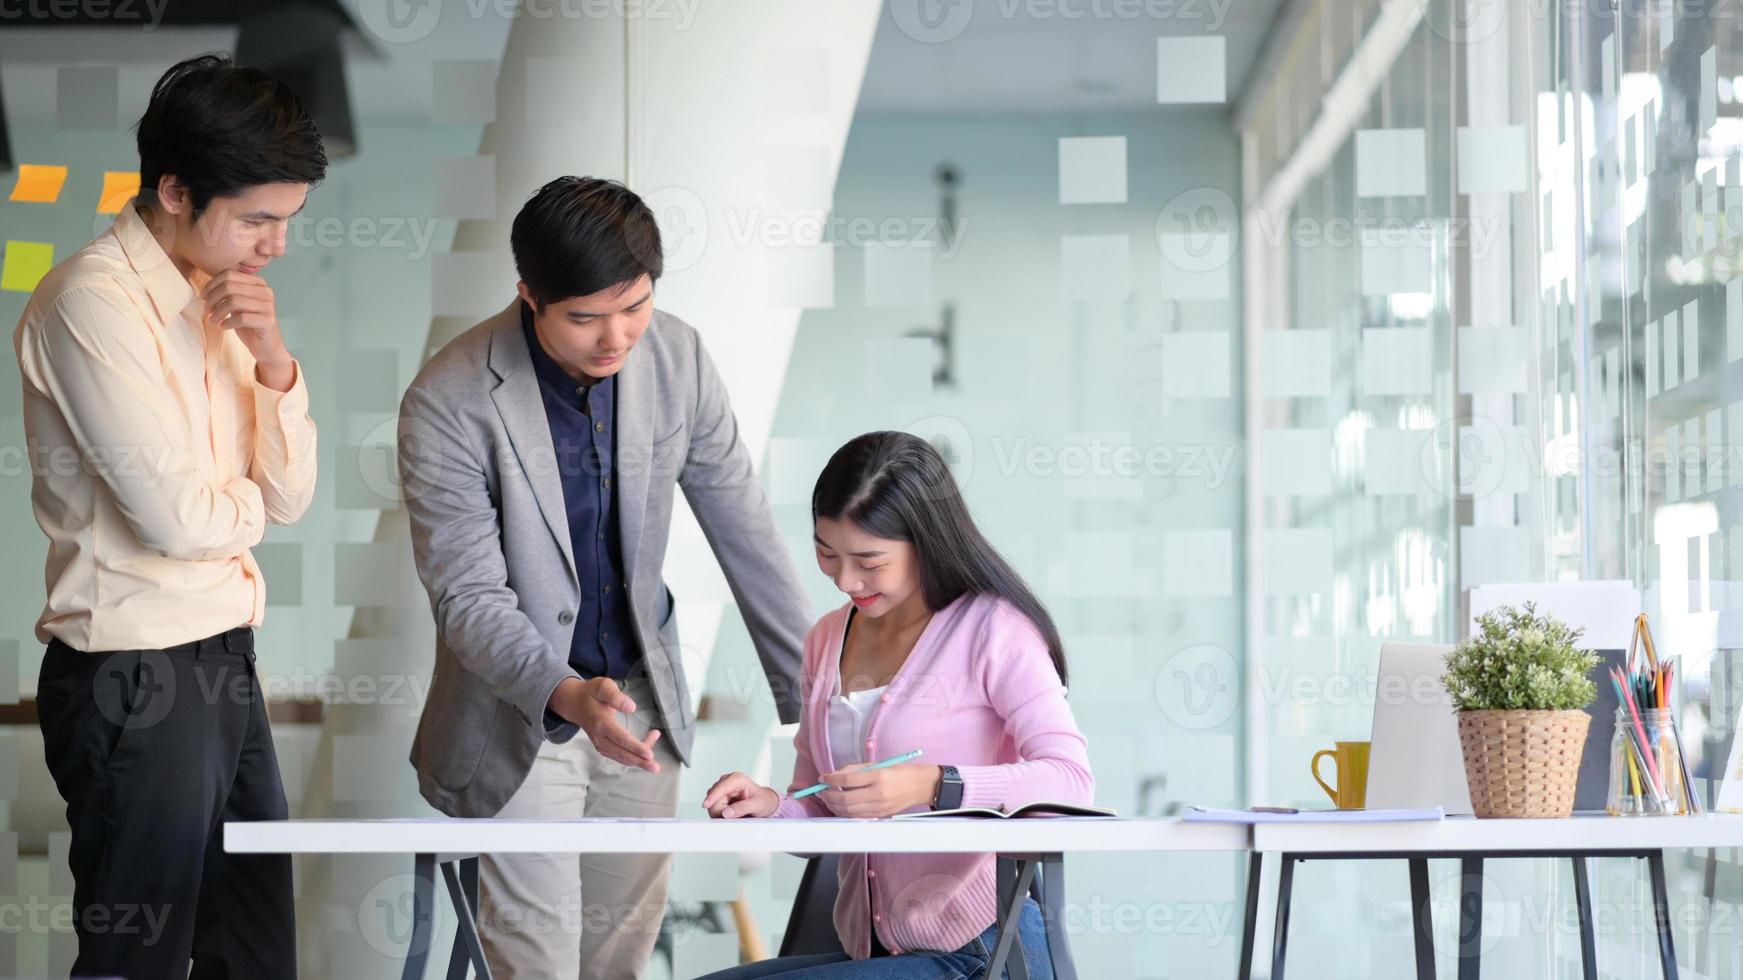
xmin=511 ymin=176 xmax=664 ymax=310
xmin=135 ymin=54 xmax=327 ymax=218
xmin=813 ymin=431 xmax=1068 ymax=684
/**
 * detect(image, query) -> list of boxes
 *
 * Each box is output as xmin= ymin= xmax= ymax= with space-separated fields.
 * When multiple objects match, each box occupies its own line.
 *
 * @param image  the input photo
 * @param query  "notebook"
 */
xmin=1183 ymin=805 xmax=1444 ymax=824
xmin=894 ymin=801 xmax=1117 ymax=819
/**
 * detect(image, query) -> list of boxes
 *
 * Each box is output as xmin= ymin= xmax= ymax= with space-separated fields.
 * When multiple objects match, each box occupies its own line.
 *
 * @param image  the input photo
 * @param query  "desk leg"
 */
xmin=1270 ymin=854 xmax=1297 ymax=980
xmin=1570 ymin=856 xmax=1596 ymax=980
xmin=1647 ymin=850 xmax=1680 ymax=980
xmin=1457 ymin=857 xmax=1483 ymax=980
xmin=1408 ymin=858 xmax=1434 ymax=980
xmin=1237 ymin=851 xmax=1262 ymax=980
xmin=1039 ymin=854 xmax=1079 ymax=980
xmin=402 ymin=853 xmax=436 ymax=980
xmin=442 ymin=858 xmax=493 ymax=979
xmin=987 ymin=856 xmax=1036 ymax=980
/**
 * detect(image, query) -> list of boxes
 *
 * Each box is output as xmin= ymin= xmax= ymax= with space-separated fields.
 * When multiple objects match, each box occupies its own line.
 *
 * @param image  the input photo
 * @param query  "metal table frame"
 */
xmin=1236 ymin=848 xmax=1676 ymax=980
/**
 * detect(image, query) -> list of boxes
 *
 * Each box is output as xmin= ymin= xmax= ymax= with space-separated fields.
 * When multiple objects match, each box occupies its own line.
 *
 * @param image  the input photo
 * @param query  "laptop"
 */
xmin=1364 ymin=642 xmax=1473 ymax=814
xmin=1363 ymin=641 xmax=1625 ymax=814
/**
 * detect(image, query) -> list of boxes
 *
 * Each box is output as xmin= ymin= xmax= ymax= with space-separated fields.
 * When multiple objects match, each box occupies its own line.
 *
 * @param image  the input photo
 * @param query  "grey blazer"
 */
xmin=399 ymin=299 xmax=810 ymax=818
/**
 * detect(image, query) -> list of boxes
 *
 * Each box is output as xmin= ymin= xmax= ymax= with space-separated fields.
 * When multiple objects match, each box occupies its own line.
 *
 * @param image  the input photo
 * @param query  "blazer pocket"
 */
xmin=427 ymin=699 xmax=500 ymax=793
xmin=658 ymin=584 xmax=678 ymax=632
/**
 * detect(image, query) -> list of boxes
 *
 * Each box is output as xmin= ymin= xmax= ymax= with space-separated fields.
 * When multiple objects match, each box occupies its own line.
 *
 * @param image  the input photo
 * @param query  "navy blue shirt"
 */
xmin=521 ymin=302 xmax=641 ymax=680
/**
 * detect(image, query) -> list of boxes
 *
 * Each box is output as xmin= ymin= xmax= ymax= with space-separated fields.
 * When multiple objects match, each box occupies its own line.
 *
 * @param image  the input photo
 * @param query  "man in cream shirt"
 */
xmin=15 ymin=54 xmax=322 ymax=980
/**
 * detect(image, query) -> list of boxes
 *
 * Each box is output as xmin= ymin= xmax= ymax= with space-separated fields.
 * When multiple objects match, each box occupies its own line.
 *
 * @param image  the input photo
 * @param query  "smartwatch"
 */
xmin=932 ymin=765 xmax=964 ymax=811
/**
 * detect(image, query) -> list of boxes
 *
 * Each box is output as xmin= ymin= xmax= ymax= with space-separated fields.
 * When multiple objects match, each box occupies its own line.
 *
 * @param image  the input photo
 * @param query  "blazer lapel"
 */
xmin=487 ymin=300 xmax=578 ymax=586
xmin=614 ymin=336 xmax=656 ymax=587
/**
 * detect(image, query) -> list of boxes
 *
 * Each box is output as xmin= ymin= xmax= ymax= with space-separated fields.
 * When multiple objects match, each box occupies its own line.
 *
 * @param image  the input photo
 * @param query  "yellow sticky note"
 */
xmin=97 ymin=171 xmax=140 ymax=214
xmin=2 ymin=241 xmax=54 ymax=293
xmin=9 ymin=165 xmax=69 ymax=204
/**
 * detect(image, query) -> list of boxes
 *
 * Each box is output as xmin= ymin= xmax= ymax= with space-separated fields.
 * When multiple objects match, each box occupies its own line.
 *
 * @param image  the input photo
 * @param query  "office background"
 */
xmin=0 ymin=0 xmax=1738 ymax=976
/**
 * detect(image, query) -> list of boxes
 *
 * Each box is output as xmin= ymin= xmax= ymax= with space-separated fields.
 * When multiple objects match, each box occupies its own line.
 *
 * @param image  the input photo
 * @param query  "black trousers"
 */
xmin=36 ymin=625 xmax=295 ymax=980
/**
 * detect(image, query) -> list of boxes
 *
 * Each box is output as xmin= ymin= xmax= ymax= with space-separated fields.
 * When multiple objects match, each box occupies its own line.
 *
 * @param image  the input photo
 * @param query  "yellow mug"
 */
xmin=1311 ymin=741 xmax=1371 ymax=809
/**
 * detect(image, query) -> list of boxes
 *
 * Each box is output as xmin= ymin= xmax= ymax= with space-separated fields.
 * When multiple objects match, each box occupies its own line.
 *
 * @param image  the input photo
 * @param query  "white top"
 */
xmin=827 ymin=607 xmax=887 ymax=767
xmin=828 ymin=683 xmax=888 ymax=768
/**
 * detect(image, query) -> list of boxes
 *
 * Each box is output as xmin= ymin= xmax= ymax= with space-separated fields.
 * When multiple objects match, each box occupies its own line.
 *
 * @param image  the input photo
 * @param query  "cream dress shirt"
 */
xmin=12 ymin=201 xmax=317 ymax=651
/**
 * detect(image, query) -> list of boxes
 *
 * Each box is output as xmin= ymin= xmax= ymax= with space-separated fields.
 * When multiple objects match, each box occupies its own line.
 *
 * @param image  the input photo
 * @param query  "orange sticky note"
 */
xmin=1 ymin=241 xmax=54 ymax=293
xmin=97 ymin=171 xmax=140 ymax=214
xmin=9 ymin=165 xmax=68 ymax=204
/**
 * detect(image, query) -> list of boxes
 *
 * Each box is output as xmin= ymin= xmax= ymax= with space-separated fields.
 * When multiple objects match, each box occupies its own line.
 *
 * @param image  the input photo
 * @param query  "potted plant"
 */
xmin=1442 ymin=602 xmax=1598 ymax=818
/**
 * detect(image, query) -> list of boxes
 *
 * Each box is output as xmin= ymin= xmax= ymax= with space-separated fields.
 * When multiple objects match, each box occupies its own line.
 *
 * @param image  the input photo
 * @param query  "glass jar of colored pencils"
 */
xmin=1605 ymin=707 xmax=1688 ymax=816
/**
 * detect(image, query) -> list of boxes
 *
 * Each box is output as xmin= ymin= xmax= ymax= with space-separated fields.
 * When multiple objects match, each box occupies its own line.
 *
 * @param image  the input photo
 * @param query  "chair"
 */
xmin=779 ymin=854 xmax=1078 ymax=978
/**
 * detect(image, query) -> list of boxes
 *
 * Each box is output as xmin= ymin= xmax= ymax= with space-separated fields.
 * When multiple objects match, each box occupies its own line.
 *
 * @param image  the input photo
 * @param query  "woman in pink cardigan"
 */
xmin=699 ymin=431 xmax=1094 ymax=979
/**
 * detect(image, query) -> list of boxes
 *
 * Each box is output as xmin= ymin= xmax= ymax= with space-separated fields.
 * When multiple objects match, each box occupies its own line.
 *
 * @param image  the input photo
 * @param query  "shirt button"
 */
xmin=604 ymin=584 xmax=611 ymax=593
xmin=602 ymin=477 xmax=611 ymax=489
xmin=867 ymin=869 xmax=877 ymax=880
xmin=558 ymin=611 xmax=574 ymax=625
xmin=879 ymin=693 xmax=892 ymax=704
xmin=864 ymin=739 xmax=874 ymax=751
xmin=873 ymin=913 xmax=882 ymax=923
xmin=602 ymin=631 xmax=609 ymax=641
xmin=889 ymin=946 xmax=902 ymax=955
xmin=595 ymin=421 xmax=605 ymax=432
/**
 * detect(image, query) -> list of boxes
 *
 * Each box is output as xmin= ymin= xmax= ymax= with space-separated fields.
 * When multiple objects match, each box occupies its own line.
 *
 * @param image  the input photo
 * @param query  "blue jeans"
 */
xmin=695 ymin=898 xmax=1055 ymax=980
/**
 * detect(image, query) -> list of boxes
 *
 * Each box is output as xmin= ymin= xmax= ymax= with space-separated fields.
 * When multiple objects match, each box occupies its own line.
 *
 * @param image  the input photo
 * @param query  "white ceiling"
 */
xmin=856 ymin=0 xmax=1288 ymax=113
xmin=0 ymin=1 xmax=1289 ymax=128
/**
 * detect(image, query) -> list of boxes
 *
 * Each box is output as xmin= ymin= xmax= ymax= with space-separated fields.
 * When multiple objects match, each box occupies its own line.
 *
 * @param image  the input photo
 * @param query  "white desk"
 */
xmin=1240 ymin=813 xmax=1743 ymax=980
xmin=226 ymin=817 xmax=1245 ymax=980
xmin=1251 ymin=813 xmax=1743 ymax=855
xmin=224 ymin=816 xmax=1246 ymax=856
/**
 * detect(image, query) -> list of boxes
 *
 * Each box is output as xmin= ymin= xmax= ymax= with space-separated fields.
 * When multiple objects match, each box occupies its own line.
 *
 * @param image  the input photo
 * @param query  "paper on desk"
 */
xmin=1184 ymin=806 xmax=1444 ymax=824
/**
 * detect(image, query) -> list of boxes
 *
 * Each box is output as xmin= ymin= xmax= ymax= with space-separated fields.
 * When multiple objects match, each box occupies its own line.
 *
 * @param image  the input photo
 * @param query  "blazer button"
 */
xmin=558 ymin=610 xmax=574 ymax=625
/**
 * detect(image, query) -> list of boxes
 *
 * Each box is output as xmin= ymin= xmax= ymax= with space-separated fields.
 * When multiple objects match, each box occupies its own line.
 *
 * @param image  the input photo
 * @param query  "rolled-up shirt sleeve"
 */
xmin=22 ymin=286 xmax=265 ymax=561
xmin=250 ymin=358 xmax=318 ymax=524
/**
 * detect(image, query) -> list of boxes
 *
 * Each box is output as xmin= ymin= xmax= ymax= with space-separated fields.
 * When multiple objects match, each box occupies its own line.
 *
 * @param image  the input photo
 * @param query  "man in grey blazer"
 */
xmin=398 ymin=176 xmax=810 ymax=980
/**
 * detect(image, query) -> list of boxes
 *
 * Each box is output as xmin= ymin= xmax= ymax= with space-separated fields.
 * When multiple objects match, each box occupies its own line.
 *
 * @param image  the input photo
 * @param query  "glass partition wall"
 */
xmin=1243 ymin=0 xmax=1743 ymax=974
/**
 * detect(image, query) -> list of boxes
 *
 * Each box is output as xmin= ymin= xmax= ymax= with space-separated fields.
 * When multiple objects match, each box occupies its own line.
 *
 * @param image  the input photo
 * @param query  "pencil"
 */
xmin=789 ymin=749 xmax=924 ymax=800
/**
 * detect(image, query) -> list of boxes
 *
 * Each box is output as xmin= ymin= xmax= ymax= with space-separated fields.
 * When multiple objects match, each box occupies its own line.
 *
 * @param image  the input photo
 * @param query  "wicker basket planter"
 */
xmin=1456 ymin=709 xmax=1591 ymax=818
